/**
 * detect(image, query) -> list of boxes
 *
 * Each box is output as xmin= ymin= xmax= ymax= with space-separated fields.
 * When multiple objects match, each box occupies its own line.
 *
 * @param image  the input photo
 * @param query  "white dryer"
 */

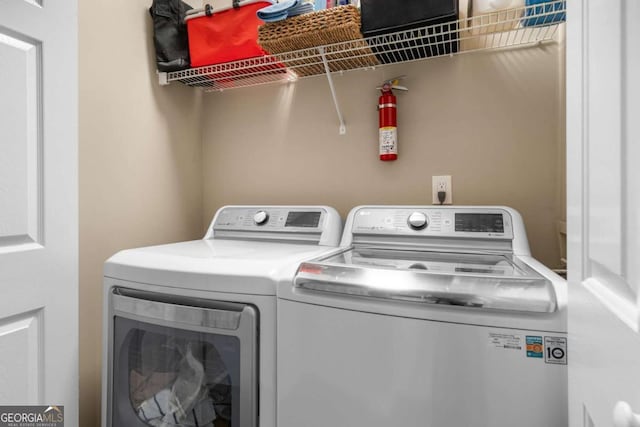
xmin=102 ymin=205 xmax=342 ymax=427
xmin=278 ymin=206 xmax=567 ymax=427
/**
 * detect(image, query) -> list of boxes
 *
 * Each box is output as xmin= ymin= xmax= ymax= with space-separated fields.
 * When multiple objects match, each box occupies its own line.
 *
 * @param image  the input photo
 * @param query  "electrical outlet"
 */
xmin=432 ymin=175 xmax=453 ymax=205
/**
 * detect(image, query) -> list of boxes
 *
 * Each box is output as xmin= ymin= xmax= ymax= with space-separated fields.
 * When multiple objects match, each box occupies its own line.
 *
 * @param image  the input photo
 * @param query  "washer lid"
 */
xmin=105 ymin=239 xmax=339 ymax=295
xmin=294 ymin=247 xmax=557 ymax=313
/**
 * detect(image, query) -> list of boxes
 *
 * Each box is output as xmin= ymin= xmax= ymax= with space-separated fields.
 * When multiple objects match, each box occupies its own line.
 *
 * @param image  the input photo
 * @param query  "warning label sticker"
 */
xmin=526 ymin=336 xmax=544 ymax=358
xmin=379 ymin=127 xmax=397 ymax=155
xmin=489 ymin=333 xmax=522 ymax=350
xmin=544 ymin=336 xmax=568 ymax=365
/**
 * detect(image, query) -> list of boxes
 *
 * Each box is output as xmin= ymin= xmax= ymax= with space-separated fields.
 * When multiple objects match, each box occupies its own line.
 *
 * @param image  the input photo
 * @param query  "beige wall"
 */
xmin=79 ymin=1 xmax=203 ymax=425
xmin=202 ymin=45 xmax=565 ymax=267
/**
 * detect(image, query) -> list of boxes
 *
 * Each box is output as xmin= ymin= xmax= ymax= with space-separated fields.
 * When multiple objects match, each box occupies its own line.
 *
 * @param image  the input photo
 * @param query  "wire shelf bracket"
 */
xmin=318 ymin=46 xmax=347 ymax=135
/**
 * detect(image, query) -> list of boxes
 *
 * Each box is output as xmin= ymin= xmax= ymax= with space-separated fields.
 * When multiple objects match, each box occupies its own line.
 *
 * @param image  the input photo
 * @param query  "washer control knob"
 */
xmin=253 ymin=210 xmax=269 ymax=225
xmin=407 ymin=212 xmax=428 ymax=230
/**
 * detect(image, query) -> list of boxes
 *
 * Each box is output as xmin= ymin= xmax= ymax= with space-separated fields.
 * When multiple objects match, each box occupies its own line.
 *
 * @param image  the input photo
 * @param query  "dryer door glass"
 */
xmin=108 ymin=289 xmax=258 ymax=427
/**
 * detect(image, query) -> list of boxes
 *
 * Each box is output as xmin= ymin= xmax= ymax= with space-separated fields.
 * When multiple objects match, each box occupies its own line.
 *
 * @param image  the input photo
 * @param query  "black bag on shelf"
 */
xmin=360 ymin=0 xmax=459 ymax=63
xmin=149 ymin=0 xmax=193 ymax=72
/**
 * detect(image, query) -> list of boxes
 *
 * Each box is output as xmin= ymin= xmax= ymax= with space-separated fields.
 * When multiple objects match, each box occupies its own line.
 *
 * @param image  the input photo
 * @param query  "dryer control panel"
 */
xmin=214 ymin=207 xmax=324 ymax=230
xmin=207 ymin=205 xmax=343 ymax=246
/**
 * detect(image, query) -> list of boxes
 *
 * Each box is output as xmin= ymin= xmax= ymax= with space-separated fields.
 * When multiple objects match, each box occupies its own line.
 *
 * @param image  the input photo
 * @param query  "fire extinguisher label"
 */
xmin=379 ymin=127 xmax=397 ymax=155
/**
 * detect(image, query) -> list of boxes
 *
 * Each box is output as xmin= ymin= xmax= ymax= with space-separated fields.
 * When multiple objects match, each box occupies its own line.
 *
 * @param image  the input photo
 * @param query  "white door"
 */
xmin=567 ymin=0 xmax=640 ymax=426
xmin=0 ymin=0 xmax=78 ymax=424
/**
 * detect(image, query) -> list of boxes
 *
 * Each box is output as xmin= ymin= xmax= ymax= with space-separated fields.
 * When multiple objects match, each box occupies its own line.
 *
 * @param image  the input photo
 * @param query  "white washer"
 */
xmin=101 ymin=205 xmax=342 ymax=427
xmin=278 ymin=205 xmax=567 ymax=427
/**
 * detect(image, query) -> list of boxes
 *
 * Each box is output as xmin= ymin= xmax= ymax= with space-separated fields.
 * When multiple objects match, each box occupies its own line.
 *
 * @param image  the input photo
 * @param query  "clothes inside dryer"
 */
xmin=113 ymin=317 xmax=239 ymax=427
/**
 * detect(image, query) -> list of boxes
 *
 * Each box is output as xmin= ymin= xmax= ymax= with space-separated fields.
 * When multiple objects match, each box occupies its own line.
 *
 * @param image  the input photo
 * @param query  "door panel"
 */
xmin=0 ymin=28 xmax=42 ymax=251
xmin=569 ymin=286 xmax=640 ymax=425
xmin=585 ymin=0 xmax=622 ymax=276
xmin=623 ymin=0 xmax=639 ymax=294
xmin=0 ymin=310 xmax=42 ymax=403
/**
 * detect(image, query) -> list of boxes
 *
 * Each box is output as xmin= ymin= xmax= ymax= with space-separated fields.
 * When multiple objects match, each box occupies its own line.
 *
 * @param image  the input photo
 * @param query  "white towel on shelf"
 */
xmin=288 ymin=0 xmax=314 ymax=16
xmin=257 ymin=0 xmax=314 ymax=22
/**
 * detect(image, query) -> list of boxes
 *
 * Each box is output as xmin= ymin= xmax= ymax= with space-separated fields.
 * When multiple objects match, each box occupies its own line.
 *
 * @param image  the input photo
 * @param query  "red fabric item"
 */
xmin=187 ymin=2 xmax=271 ymax=67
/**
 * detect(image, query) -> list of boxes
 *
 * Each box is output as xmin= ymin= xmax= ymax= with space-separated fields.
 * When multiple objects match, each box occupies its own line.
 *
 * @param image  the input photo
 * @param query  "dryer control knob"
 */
xmin=407 ymin=212 xmax=428 ymax=230
xmin=253 ymin=211 xmax=269 ymax=225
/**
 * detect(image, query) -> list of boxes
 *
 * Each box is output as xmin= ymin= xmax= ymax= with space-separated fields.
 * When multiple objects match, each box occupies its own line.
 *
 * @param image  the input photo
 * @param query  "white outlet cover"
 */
xmin=432 ymin=175 xmax=453 ymax=205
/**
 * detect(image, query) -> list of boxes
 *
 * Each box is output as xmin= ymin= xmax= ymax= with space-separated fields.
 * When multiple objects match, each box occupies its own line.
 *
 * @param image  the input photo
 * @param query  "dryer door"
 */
xmin=107 ymin=288 xmax=258 ymax=427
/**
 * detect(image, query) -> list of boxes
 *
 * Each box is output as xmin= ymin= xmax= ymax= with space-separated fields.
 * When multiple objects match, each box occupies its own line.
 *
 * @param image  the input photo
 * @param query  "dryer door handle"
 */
xmin=111 ymin=288 xmax=256 ymax=331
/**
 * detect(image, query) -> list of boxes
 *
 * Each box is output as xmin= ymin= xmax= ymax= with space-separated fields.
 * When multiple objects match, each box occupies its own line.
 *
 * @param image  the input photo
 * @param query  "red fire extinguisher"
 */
xmin=378 ymin=77 xmax=407 ymax=161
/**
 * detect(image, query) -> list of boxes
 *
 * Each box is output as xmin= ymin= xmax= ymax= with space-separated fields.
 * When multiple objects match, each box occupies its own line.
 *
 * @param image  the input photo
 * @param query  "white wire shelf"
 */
xmin=162 ymin=0 xmax=565 ymax=92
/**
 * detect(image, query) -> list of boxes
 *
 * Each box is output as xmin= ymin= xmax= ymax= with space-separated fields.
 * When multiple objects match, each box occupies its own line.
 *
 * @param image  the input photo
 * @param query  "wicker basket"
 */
xmin=258 ymin=5 xmax=379 ymax=77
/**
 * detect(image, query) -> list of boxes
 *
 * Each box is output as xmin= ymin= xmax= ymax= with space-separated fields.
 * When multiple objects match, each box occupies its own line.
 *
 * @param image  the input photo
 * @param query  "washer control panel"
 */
xmin=214 ymin=207 xmax=325 ymax=231
xmin=351 ymin=207 xmax=513 ymax=240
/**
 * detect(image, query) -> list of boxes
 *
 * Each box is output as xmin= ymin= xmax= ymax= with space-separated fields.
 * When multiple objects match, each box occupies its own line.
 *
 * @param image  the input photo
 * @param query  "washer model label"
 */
xmin=488 ymin=333 xmax=522 ymax=350
xmin=526 ymin=336 xmax=544 ymax=358
xmin=544 ymin=336 xmax=568 ymax=365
